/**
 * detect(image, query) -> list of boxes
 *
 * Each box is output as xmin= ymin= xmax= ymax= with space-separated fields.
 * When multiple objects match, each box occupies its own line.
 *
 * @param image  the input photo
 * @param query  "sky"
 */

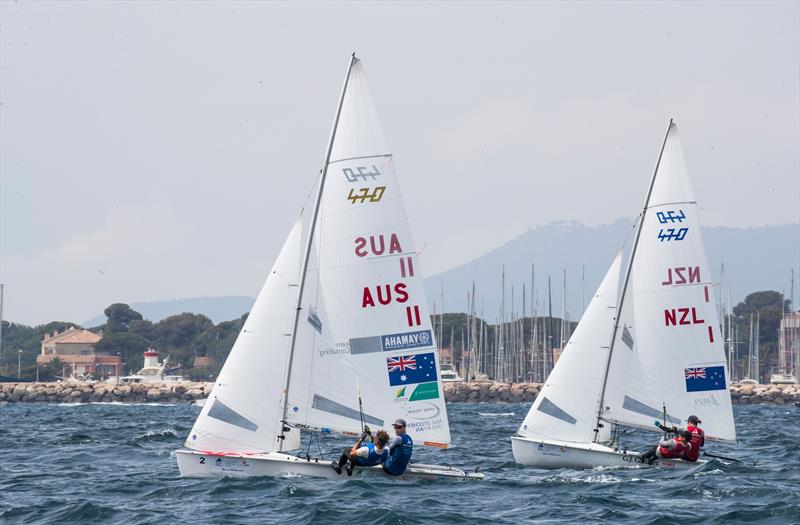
xmin=1 ymin=1 xmax=798 ymax=325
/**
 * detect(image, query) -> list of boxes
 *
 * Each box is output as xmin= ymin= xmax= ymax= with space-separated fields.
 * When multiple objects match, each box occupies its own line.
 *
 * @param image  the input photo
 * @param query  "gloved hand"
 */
xmin=654 ymin=420 xmax=661 ymax=428
xmin=363 ymin=425 xmax=371 ymax=435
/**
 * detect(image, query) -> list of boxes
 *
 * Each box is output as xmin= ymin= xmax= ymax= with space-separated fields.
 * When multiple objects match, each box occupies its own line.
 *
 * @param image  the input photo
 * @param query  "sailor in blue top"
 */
xmin=333 ymin=428 xmax=390 ymax=476
xmin=382 ymin=418 xmax=413 ymax=476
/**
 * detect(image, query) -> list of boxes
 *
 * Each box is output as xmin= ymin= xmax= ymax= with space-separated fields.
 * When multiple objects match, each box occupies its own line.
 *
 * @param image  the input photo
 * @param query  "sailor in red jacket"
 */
xmin=656 ymin=415 xmax=705 ymax=461
xmin=682 ymin=415 xmax=705 ymax=461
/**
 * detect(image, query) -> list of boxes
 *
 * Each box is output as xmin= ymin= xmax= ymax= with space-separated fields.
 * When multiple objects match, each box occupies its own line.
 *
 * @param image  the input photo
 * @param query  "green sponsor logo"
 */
xmin=409 ymin=381 xmax=440 ymax=401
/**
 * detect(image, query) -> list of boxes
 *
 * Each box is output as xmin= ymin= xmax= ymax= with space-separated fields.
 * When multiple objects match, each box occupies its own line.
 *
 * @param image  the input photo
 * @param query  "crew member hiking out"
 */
xmin=382 ymin=418 xmax=413 ymax=476
xmin=640 ymin=429 xmax=692 ymax=465
xmin=655 ymin=415 xmax=705 ymax=462
xmin=332 ymin=427 xmax=390 ymax=476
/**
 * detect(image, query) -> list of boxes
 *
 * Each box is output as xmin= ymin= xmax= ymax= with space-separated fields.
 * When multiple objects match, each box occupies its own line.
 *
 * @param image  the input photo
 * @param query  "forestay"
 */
xmin=601 ymin=123 xmax=736 ymax=443
xmin=284 ymin=59 xmax=451 ymax=447
xmin=185 ymin=218 xmax=303 ymax=453
xmin=518 ymin=254 xmax=623 ymax=444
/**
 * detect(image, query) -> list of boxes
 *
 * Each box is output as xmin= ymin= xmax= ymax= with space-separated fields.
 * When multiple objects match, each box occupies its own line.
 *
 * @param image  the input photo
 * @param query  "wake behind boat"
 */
xmin=512 ymin=121 xmax=737 ymax=470
xmin=175 ymin=54 xmax=482 ymax=482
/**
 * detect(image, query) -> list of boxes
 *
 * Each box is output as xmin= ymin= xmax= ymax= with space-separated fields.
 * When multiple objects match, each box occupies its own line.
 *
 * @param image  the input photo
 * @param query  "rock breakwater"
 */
xmin=729 ymin=382 xmax=800 ymax=405
xmin=1 ymin=381 xmax=797 ymax=404
xmin=0 ymin=381 xmax=211 ymax=403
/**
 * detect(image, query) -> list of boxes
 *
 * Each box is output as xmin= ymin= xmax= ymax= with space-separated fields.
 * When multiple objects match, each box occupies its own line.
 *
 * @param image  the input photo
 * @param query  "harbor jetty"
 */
xmin=0 ymin=381 xmax=212 ymax=404
xmin=0 ymin=381 xmax=797 ymax=404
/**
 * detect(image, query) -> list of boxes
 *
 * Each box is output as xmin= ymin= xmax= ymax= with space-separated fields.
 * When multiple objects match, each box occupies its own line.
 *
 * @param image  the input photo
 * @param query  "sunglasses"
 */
xmin=392 ymin=424 xmax=405 ymax=429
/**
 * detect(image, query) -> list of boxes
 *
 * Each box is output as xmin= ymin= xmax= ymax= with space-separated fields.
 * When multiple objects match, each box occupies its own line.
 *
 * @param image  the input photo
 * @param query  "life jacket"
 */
xmin=683 ymin=425 xmax=704 ymax=461
xmin=658 ymin=437 xmax=689 ymax=459
xmin=352 ymin=443 xmax=388 ymax=467
xmin=384 ymin=433 xmax=413 ymax=475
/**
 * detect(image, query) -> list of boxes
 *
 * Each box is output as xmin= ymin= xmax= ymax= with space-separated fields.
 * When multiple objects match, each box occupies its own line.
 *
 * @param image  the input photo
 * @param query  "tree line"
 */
xmin=0 ymin=290 xmax=792 ymax=382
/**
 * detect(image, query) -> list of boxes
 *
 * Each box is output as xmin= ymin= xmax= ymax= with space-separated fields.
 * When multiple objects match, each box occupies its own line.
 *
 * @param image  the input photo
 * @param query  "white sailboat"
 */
xmin=512 ymin=121 xmax=737 ymax=469
xmin=176 ymin=55 xmax=482 ymax=481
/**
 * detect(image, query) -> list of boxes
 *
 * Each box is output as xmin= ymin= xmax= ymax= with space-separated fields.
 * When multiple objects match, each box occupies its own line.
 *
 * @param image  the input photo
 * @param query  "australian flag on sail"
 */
xmin=387 ymin=352 xmax=437 ymax=386
xmin=684 ymin=366 xmax=726 ymax=392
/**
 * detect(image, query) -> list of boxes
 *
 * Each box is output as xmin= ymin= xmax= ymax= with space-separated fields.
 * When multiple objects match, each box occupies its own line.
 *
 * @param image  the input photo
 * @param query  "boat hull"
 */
xmin=511 ymin=436 xmax=705 ymax=470
xmin=175 ymin=449 xmax=483 ymax=481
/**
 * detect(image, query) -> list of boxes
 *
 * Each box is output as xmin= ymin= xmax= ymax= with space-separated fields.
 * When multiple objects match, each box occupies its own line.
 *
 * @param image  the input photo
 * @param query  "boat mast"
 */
xmin=278 ymin=53 xmax=357 ymax=451
xmin=592 ymin=119 xmax=673 ymax=443
xmin=546 ymin=276 xmax=553 ymax=377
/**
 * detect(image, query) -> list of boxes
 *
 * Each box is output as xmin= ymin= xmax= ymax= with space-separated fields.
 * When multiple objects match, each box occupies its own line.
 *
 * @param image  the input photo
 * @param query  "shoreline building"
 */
xmin=36 ymin=327 xmax=121 ymax=379
xmin=772 ymin=310 xmax=799 ymax=384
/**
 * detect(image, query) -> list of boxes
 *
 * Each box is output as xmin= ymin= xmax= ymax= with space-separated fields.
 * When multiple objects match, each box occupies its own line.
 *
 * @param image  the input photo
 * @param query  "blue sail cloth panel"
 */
xmin=207 ymin=399 xmax=259 ymax=432
xmin=684 ymin=366 xmax=727 ymax=392
xmin=536 ymin=396 xmax=577 ymax=425
xmin=312 ymin=394 xmax=384 ymax=426
xmin=622 ymin=396 xmax=680 ymax=425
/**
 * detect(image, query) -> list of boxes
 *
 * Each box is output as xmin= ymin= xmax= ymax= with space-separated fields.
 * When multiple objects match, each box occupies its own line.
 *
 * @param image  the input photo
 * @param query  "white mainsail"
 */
xmin=600 ymin=122 xmax=737 ymax=443
xmin=518 ymin=253 xmax=622 ymax=444
xmin=283 ymin=58 xmax=451 ymax=447
xmin=184 ymin=217 xmax=303 ymax=453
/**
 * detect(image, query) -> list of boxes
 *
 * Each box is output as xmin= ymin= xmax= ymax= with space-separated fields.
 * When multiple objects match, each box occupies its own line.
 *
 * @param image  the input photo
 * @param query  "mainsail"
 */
xmin=283 ymin=58 xmax=451 ymax=447
xmin=518 ymin=253 xmax=623 ymax=444
xmin=599 ymin=122 xmax=737 ymax=443
xmin=185 ymin=217 xmax=303 ymax=453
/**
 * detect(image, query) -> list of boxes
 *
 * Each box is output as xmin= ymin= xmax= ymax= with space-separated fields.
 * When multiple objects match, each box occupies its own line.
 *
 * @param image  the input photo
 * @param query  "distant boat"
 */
xmin=117 ymin=348 xmax=189 ymax=384
xmin=440 ymin=364 xmax=463 ymax=382
xmin=175 ymin=55 xmax=481 ymax=482
xmin=770 ymin=373 xmax=797 ymax=385
xmin=511 ymin=121 xmax=736 ymax=469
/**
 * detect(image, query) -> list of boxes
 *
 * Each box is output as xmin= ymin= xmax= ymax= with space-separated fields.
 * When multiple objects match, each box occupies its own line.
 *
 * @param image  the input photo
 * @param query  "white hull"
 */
xmin=511 ymin=436 xmax=705 ymax=470
xmin=175 ymin=449 xmax=483 ymax=481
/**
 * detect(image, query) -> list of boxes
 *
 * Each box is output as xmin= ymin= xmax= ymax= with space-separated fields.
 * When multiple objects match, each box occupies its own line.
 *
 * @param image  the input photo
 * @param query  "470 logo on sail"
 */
xmin=656 ymin=209 xmax=689 ymax=241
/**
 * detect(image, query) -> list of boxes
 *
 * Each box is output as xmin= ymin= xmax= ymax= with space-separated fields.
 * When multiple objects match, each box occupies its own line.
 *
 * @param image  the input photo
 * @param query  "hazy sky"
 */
xmin=1 ymin=1 xmax=798 ymax=325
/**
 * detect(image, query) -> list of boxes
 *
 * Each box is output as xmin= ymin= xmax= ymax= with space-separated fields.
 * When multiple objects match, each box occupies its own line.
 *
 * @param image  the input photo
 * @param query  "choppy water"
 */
xmin=1 ymin=402 xmax=798 ymax=524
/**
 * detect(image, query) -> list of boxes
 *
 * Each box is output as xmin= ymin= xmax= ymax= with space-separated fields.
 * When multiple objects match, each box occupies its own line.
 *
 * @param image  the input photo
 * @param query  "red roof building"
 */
xmin=36 ymin=327 xmax=121 ymax=378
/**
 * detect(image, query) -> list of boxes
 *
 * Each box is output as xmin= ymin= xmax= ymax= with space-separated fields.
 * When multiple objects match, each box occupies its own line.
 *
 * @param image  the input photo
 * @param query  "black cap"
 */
xmin=687 ymin=415 xmax=701 ymax=424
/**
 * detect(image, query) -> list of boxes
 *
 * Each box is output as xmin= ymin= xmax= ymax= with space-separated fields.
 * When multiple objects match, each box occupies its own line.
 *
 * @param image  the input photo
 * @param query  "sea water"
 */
xmin=1 ymin=403 xmax=798 ymax=524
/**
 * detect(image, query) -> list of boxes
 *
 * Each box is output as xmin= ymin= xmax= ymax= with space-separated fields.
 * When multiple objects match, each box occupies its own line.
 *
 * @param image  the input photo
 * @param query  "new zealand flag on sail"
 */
xmin=684 ymin=366 xmax=726 ymax=392
xmin=387 ymin=352 xmax=437 ymax=386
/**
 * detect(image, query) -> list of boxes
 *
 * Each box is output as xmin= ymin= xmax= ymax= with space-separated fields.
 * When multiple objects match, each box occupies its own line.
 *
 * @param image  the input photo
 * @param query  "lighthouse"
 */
xmin=143 ymin=348 xmax=160 ymax=369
